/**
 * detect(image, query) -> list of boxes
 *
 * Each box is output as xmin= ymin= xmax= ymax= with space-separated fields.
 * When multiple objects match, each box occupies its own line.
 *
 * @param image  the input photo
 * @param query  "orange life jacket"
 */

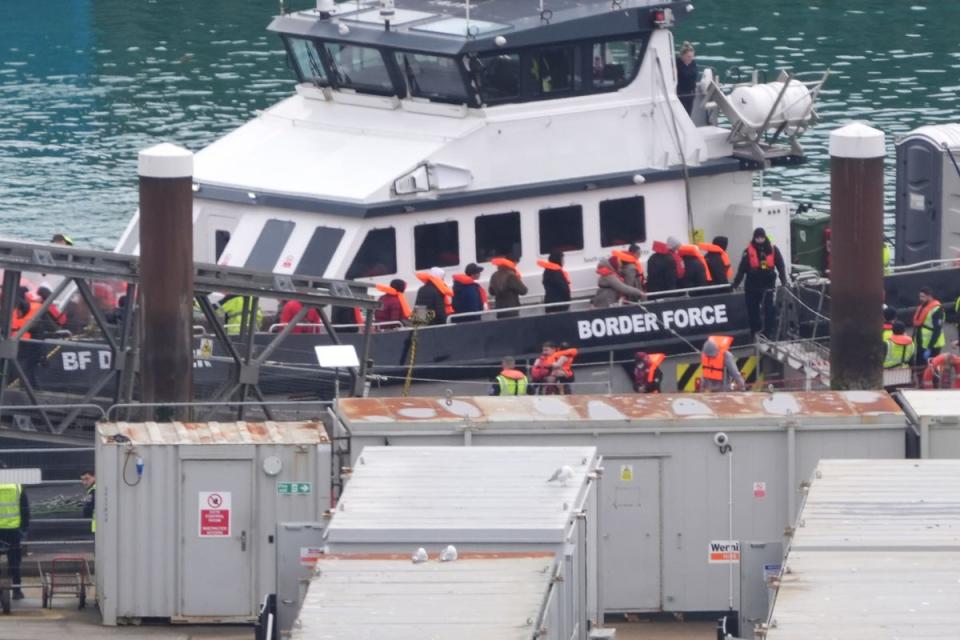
xmin=452 ymin=273 xmax=489 ymax=308
xmin=701 ymin=335 xmax=734 ymax=382
xmin=678 ymin=244 xmax=712 ymax=282
xmin=747 ymin=243 xmax=776 ymax=271
xmin=544 ymin=348 xmax=578 ymax=377
xmin=375 ymin=284 xmax=412 ymax=319
xmin=611 ymin=250 xmax=645 ymax=275
xmin=647 ymin=352 xmax=666 ymax=384
xmin=537 ymin=259 xmax=571 ymax=284
xmin=11 ymin=299 xmax=42 ymax=340
xmin=499 ymin=368 xmax=526 ymax=380
xmin=491 ymin=257 xmax=522 ymax=278
xmin=697 ymin=242 xmax=733 ymax=279
xmin=922 ymin=354 xmax=960 ymax=389
xmin=913 ymin=299 xmax=942 ymax=327
xmin=415 ymin=272 xmax=454 ymax=315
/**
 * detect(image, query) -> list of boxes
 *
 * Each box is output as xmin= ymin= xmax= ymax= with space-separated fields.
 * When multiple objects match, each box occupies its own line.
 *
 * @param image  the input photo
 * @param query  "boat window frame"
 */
xmin=475 ymin=211 xmax=522 ymax=264
xmin=599 ymin=195 xmax=646 ymax=248
xmin=345 ymin=227 xmax=399 ymax=279
xmin=414 ymin=220 xmax=461 ymax=270
xmin=474 ymin=33 xmax=650 ymax=106
xmin=538 ymin=204 xmax=585 ymax=255
xmin=283 ymin=35 xmax=333 ymax=88
xmin=393 ymin=50 xmax=474 ymax=106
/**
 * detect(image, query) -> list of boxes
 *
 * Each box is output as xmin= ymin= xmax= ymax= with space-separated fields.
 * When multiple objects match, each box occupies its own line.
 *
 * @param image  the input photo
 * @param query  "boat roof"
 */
xmin=336 ymin=391 xmax=904 ymax=430
xmin=270 ymin=0 xmax=691 ymax=56
xmin=325 ymin=446 xmax=598 ymax=544
xmin=294 ymin=553 xmax=557 ymax=640
xmin=767 ymin=459 xmax=960 ymax=639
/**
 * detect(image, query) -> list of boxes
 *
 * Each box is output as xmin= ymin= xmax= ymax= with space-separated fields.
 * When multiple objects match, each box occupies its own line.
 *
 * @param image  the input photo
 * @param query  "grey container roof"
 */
xmin=766 ymin=459 xmax=960 ymax=639
xmin=293 ymin=553 xmax=556 ymax=640
xmin=326 ymin=446 xmax=598 ymax=544
xmin=97 ymin=420 xmax=329 ymax=445
xmin=899 ymin=389 xmax=960 ymax=419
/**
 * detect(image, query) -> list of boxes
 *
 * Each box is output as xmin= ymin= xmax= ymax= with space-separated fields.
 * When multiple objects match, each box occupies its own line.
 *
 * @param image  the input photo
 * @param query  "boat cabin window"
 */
xmin=296 ymin=225 xmax=346 ymax=277
xmin=215 ymin=230 xmax=231 ymax=261
xmin=539 ymin=205 xmax=584 ymax=254
xmin=414 ymin=221 xmax=460 ymax=270
xmin=476 ymin=52 xmax=521 ymax=102
xmin=323 ymin=42 xmax=396 ymax=95
xmin=346 ymin=227 xmax=397 ymax=279
xmin=396 ymin=52 xmax=469 ymax=103
xmin=475 ymin=212 xmax=521 ymax=263
xmin=287 ymin=37 xmax=330 ymax=87
xmin=530 ymin=46 xmax=580 ymax=95
xmin=600 ymin=196 xmax=646 ymax=247
xmin=592 ymin=38 xmax=644 ymax=90
xmin=245 ymin=219 xmax=296 ymax=271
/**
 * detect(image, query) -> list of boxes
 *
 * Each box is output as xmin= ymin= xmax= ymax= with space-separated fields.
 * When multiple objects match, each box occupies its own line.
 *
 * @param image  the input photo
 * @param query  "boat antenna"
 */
xmin=380 ymin=0 xmax=395 ymax=31
xmin=465 ymin=0 xmax=471 ymax=34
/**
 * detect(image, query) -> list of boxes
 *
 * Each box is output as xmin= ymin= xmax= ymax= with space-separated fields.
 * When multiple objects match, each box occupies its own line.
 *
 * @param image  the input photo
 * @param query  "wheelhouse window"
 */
xmin=475 ymin=212 xmax=521 ymax=263
xmin=323 ymin=42 xmax=395 ymax=95
xmin=295 ymin=226 xmax=346 ymax=277
xmin=396 ymin=52 xmax=469 ymax=103
xmin=592 ymin=39 xmax=644 ymax=90
xmin=346 ymin=228 xmax=397 ymax=279
xmin=215 ymin=230 xmax=231 ymax=261
xmin=530 ymin=46 xmax=580 ymax=95
xmin=476 ymin=52 xmax=521 ymax=102
xmin=287 ymin=37 xmax=329 ymax=87
xmin=600 ymin=196 xmax=646 ymax=247
xmin=539 ymin=205 xmax=584 ymax=254
xmin=245 ymin=219 xmax=296 ymax=271
xmin=414 ymin=221 xmax=459 ymax=270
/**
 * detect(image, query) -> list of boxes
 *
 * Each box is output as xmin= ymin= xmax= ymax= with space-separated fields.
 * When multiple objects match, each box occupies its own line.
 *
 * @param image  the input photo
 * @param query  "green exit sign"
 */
xmin=277 ymin=482 xmax=312 ymax=496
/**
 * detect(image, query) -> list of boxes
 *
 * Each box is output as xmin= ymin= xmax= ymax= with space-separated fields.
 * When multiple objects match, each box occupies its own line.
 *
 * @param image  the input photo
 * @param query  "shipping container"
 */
xmin=766 ymin=459 xmax=960 ymax=639
xmin=293 ymin=553 xmax=564 ymax=640
xmin=898 ymin=389 xmax=960 ymax=458
xmin=323 ymin=446 xmax=600 ymax=639
xmin=95 ymin=420 xmax=331 ymax=625
xmin=334 ymin=391 xmax=906 ymax=614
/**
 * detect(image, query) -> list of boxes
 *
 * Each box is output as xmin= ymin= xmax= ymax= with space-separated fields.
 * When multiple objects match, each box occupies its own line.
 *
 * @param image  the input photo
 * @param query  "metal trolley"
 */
xmin=37 ymin=555 xmax=91 ymax=609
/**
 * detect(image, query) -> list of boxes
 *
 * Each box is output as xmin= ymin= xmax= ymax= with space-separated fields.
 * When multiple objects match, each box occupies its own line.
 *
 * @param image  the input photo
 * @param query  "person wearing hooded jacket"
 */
xmin=414 ymin=267 xmax=451 ymax=325
xmin=488 ymin=258 xmax=527 ymax=319
xmin=732 ymin=227 xmax=787 ymax=337
xmin=539 ymin=251 xmax=571 ymax=313
xmin=451 ymin=263 xmax=486 ymax=322
xmin=646 ymin=240 xmax=681 ymax=293
xmin=591 ymin=256 xmax=645 ymax=308
xmin=700 ymin=235 xmax=732 ymax=286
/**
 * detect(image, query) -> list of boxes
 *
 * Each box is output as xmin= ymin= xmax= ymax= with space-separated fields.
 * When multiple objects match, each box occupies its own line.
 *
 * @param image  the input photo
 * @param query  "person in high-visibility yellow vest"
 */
xmin=0 ymin=481 xmax=30 ymax=600
xmin=913 ymin=287 xmax=945 ymax=367
xmin=491 ymin=357 xmax=529 ymax=396
xmin=883 ymin=321 xmax=915 ymax=369
xmin=219 ymin=295 xmax=263 ymax=336
xmin=81 ymin=470 xmax=96 ymax=533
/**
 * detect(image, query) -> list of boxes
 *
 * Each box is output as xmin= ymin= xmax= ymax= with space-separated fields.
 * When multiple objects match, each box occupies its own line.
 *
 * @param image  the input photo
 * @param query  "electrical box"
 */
xmin=791 ymin=210 xmax=831 ymax=273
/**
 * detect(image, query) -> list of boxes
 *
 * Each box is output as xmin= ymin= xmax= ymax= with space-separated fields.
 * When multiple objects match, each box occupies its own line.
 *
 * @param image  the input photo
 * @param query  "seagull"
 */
xmin=547 ymin=465 xmax=575 ymax=487
xmin=411 ymin=547 xmax=428 ymax=563
xmin=440 ymin=545 xmax=458 ymax=562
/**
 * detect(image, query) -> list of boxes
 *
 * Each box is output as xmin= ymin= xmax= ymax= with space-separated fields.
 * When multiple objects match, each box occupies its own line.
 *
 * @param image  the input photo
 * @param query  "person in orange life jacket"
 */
xmin=10 ymin=286 xmax=46 ymax=389
xmin=922 ymin=341 xmax=960 ymax=389
xmin=531 ymin=341 xmax=577 ymax=393
xmin=32 ymin=284 xmax=67 ymax=340
xmin=677 ymin=243 xmax=711 ymax=290
xmin=451 ymin=263 xmax=486 ymax=322
xmin=613 ymin=244 xmax=645 ymax=298
xmin=279 ymin=299 xmax=322 ymax=334
xmin=882 ymin=306 xmax=897 ymax=341
xmin=375 ymin=279 xmax=410 ymax=326
xmin=699 ymin=236 xmax=732 ymax=286
xmin=488 ymin=257 xmax=527 ymax=319
xmin=646 ymin=240 xmax=682 ymax=293
xmin=732 ymin=227 xmax=787 ymax=338
xmin=539 ymin=251 xmax=571 ymax=313
xmin=414 ymin=267 xmax=453 ymax=325
xmin=490 ymin=356 xmax=530 ymax=396
xmin=700 ymin=336 xmax=745 ymax=392
xmin=913 ymin=286 xmax=945 ymax=367
xmin=591 ymin=256 xmax=645 ymax=308
xmin=633 ymin=351 xmax=665 ymax=393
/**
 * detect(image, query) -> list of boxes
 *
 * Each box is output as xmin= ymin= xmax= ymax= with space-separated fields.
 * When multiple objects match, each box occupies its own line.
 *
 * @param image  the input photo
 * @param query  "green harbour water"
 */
xmin=1 ymin=0 xmax=958 ymax=248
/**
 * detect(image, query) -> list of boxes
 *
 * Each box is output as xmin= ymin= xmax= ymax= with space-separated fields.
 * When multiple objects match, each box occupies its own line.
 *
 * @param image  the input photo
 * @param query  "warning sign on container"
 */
xmin=620 ymin=464 xmax=634 ymax=482
xmin=708 ymin=540 xmax=740 ymax=564
xmin=199 ymin=491 xmax=231 ymax=538
xmin=300 ymin=546 xmax=324 ymax=567
xmin=753 ymin=481 xmax=767 ymax=498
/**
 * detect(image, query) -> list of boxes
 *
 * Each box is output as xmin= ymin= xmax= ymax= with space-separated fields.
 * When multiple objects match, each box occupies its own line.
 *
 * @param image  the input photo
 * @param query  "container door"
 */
xmin=180 ymin=459 xmax=253 ymax=617
xmin=600 ymin=457 xmax=661 ymax=612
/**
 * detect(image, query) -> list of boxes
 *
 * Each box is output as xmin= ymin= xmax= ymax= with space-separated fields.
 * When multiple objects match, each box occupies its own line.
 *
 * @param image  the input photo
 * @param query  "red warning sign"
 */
xmin=753 ymin=481 xmax=767 ymax=498
xmin=199 ymin=491 xmax=231 ymax=537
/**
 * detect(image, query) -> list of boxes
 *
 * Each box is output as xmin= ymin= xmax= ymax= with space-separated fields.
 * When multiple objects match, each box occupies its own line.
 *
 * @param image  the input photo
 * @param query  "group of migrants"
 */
xmin=884 ymin=286 xmax=960 ymax=389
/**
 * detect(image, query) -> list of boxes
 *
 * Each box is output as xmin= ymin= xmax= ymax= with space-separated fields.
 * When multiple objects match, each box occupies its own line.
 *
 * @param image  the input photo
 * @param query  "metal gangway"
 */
xmin=0 ymin=239 xmax=378 ymax=437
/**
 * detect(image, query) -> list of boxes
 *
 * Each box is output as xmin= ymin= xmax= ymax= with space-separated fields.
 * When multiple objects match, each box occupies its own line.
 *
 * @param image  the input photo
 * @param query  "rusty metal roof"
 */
xmin=97 ymin=421 xmax=329 ymax=445
xmin=337 ymin=391 xmax=902 ymax=427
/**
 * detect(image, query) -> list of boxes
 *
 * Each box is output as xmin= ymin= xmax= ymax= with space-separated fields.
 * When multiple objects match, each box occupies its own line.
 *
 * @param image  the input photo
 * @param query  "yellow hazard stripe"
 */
xmin=676 ymin=356 xmax=760 ymax=392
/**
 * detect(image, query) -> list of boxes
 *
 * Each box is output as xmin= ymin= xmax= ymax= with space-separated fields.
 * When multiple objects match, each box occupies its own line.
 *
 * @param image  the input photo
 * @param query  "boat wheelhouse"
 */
xmin=116 ymin=0 xmax=814 ymax=307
